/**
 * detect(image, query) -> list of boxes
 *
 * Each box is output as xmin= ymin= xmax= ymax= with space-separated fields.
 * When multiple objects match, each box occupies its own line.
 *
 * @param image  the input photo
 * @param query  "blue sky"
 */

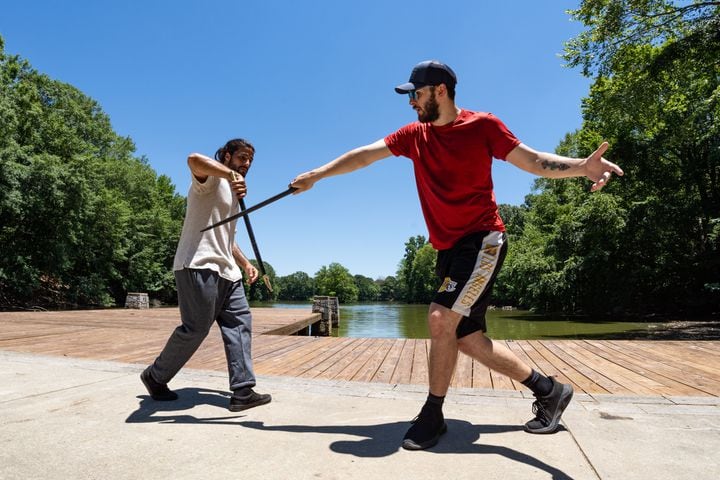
xmin=2 ymin=1 xmax=593 ymax=280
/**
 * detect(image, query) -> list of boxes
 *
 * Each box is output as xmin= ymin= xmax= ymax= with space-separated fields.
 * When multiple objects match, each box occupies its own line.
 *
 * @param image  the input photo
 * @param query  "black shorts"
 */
xmin=433 ymin=231 xmax=508 ymax=338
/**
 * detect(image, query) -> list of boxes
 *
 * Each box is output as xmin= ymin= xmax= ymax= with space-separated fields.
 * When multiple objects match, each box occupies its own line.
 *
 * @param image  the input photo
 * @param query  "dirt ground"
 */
xmin=630 ymin=319 xmax=720 ymax=340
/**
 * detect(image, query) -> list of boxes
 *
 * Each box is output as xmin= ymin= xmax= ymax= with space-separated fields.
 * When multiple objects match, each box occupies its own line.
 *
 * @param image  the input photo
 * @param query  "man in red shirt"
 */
xmin=291 ymin=60 xmax=623 ymax=450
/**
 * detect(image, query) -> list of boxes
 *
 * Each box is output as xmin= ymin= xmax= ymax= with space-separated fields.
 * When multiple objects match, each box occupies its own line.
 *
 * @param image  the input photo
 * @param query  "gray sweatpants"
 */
xmin=149 ymin=268 xmax=256 ymax=391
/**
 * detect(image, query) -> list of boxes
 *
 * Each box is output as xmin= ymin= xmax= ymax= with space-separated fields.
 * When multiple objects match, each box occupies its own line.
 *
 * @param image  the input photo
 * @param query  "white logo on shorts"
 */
xmin=438 ymin=277 xmax=458 ymax=293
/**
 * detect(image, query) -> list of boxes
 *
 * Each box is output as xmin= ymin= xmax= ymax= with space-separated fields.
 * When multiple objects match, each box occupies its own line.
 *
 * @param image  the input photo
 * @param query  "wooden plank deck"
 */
xmin=1 ymin=308 xmax=719 ymax=397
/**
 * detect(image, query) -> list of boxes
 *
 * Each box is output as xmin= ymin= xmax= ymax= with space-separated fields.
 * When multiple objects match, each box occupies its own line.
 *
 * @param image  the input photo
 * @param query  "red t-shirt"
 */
xmin=384 ymin=109 xmax=521 ymax=250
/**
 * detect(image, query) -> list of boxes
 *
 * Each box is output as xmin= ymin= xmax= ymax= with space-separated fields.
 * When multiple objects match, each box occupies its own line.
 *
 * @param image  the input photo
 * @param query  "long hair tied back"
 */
xmin=214 ymin=138 xmax=255 ymax=162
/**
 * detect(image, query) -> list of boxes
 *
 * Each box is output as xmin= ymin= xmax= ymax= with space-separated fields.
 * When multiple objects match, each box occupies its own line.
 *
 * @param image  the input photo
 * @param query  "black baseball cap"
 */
xmin=395 ymin=60 xmax=457 ymax=94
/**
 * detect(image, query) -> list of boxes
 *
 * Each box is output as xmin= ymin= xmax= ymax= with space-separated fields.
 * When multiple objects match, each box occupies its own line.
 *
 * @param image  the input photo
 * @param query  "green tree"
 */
xmin=0 ymin=36 xmax=185 ymax=308
xmin=378 ymin=275 xmax=399 ymax=301
xmin=396 ymin=235 xmax=438 ymax=303
xmin=499 ymin=166 xmax=626 ymax=313
xmin=314 ymin=263 xmax=358 ymax=303
xmin=396 ymin=235 xmax=425 ymax=302
xmin=497 ymin=204 xmax=528 ymax=239
xmin=245 ymin=260 xmax=278 ymax=302
xmin=500 ymin=1 xmax=719 ymax=315
xmin=409 ymin=244 xmax=439 ymax=304
xmin=354 ymin=274 xmax=380 ymax=301
xmin=276 ymin=271 xmax=314 ymax=301
xmin=565 ymin=0 xmax=720 ymax=76
xmin=567 ymin=0 xmax=719 ymax=314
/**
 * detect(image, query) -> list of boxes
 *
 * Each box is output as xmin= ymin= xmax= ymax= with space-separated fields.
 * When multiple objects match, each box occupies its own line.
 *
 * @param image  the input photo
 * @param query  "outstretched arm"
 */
xmin=506 ymin=142 xmax=624 ymax=192
xmin=290 ymin=139 xmax=392 ymax=193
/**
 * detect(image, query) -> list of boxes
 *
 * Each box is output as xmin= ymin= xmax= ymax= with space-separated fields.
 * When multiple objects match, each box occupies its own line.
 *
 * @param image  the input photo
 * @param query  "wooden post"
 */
xmin=329 ymin=296 xmax=339 ymax=327
xmin=125 ymin=292 xmax=149 ymax=309
xmin=311 ymin=295 xmax=337 ymax=336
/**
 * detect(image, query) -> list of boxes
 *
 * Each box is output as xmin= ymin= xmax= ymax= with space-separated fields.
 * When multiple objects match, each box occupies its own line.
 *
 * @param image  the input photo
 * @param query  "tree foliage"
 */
xmin=245 ymin=260 xmax=278 ymax=302
xmin=314 ymin=262 xmax=359 ymax=303
xmin=499 ymin=1 xmax=720 ymax=315
xmin=564 ymin=0 xmax=720 ymax=76
xmin=378 ymin=275 xmax=399 ymax=301
xmin=276 ymin=271 xmax=314 ymax=301
xmin=395 ymin=235 xmax=438 ymax=303
xmin=0 ymin=37 xmax=185 ymax=308
xmin=354 ymin=274 xmax=380 ymax=301
xmin=397 ymin=235 xmax=438 ymax=303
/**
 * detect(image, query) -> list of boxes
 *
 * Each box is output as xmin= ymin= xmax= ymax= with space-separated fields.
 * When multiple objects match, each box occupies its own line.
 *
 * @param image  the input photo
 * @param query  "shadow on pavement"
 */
xmin=126 ymin=387 xmax=244 ymax=424
xmin=238 ymin=419 xmax=573 ymax=479
xmin=126 ymin=388 xmax=573 ymax=479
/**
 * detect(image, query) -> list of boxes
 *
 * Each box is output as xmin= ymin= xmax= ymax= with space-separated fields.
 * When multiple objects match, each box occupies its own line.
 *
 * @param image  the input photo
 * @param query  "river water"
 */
xmin=249 ymin=302 xmax=708 ymax=340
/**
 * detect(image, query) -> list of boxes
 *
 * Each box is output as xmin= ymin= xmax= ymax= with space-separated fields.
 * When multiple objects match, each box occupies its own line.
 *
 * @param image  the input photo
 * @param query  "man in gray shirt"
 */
xmin=141 ymin=138 xmax=271 ymax=412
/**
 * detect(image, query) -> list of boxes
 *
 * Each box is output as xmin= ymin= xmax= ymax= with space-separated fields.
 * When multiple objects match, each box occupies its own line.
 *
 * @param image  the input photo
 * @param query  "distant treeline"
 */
xmin=246 ymin=234 xmax=438 ymax=304
xmin=2 ymin=1 xmax=718 ymax=316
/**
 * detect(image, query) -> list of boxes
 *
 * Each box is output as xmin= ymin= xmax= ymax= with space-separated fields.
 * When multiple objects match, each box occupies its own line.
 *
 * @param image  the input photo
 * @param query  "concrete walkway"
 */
xmin=1 ymin=350 xmax=718 ymax=480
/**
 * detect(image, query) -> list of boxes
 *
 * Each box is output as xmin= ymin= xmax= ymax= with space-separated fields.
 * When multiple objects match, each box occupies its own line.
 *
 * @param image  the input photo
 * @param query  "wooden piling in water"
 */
xmin=311 ymin=296 xmax=340 ymax=335
xmin=125 ymin=292 xmax=149 ymax=309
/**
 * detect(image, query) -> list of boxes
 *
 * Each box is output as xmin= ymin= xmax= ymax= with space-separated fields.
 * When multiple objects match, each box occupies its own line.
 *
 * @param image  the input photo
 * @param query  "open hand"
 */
xmin=584 ymin=142 xmax=624 ymax=192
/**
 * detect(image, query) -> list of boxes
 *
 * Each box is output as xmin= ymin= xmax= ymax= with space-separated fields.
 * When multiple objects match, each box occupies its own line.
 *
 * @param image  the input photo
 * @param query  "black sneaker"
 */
xmin=140 ymin=367 xmax=178 ymax=401
xmin=401 ymin=403 xmax=448 ymax=450
xmin=229 ymin=388 xmax=272 ymax=412
xmin=524 ymin=377 xmax=573 ymax=434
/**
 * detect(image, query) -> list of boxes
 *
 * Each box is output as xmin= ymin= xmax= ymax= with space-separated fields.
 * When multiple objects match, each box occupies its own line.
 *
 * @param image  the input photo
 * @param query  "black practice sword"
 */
xmin=228 ymin=171 xmax=274 ymax=291
xmin=201 ymin=185 xmax=297 ymax=233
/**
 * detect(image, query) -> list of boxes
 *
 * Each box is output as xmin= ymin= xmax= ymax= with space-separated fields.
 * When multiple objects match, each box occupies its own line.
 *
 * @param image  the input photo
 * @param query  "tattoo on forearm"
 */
xmin=540 ymin=160 xmax=571 ymax=171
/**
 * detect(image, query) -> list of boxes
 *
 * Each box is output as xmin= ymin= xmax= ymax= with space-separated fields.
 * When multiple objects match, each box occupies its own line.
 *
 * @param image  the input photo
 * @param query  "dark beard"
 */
xmin=417 ymin=90 xmax=440 ymax=123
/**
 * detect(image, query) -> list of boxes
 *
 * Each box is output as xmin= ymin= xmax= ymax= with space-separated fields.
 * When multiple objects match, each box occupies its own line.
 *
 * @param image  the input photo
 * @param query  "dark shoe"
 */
xmin=401 ymin=404 xmax=447 ymax=450
xmin=140 ymin=367 xmax=178 ymax=401
xmin=229 ymin=388 xmax=272 ymax=412
xmin=524 ymin=377 xmax=573 ymax=434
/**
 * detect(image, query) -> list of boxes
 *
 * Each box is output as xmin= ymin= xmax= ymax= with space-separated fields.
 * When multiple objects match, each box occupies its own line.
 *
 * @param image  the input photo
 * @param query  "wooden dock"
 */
xmin=1 ymin=308 xmax=719 ymax=397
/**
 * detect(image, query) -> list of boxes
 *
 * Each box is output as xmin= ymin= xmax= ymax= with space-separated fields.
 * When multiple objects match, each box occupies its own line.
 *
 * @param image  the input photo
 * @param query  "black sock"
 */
xmin=521 ymin=369 xmax=553 ymax=397
xmin=425 ymin=392 xmax=445 ymax=412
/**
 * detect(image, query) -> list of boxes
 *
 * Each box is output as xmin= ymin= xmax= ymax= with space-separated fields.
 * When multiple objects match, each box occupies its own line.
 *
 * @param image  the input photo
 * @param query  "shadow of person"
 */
xmin=126 ymin=387 xmax=245 ymax=424
xmin=238 ymin=419 xmax=572 ymax=479
xmin=434 ymin=420 xmax=572 ymax=479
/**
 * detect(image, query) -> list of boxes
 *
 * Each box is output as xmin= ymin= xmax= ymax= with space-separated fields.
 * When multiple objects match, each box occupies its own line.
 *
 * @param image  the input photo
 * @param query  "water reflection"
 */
xmin=334 ymin=304 xmax=429 ymax=338
xmin=250 ymin=302 xmax=699 ymax=340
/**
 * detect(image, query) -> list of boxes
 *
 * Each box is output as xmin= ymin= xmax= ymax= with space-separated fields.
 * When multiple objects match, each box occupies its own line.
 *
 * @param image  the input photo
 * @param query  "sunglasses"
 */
xmin=407 ymin=86 xmax=432 ymax=101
